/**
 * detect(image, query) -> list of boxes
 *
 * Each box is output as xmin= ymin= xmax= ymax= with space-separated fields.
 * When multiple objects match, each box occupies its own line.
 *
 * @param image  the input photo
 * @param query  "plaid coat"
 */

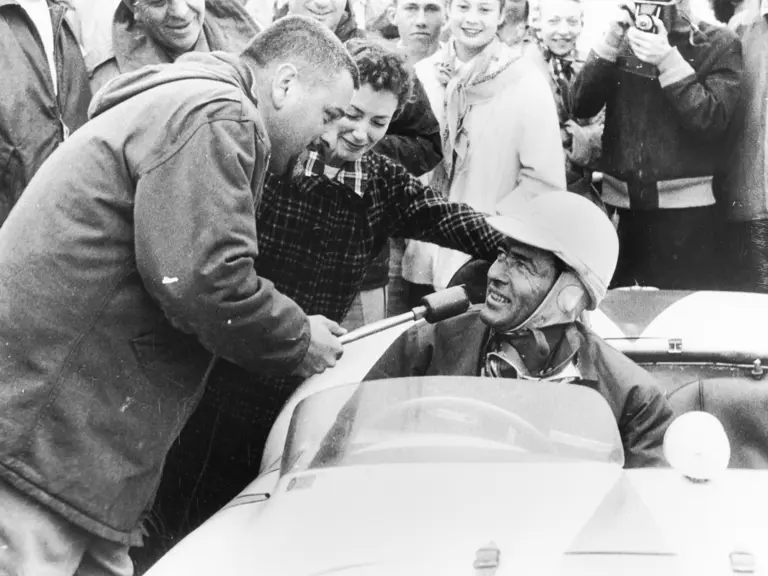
xmin=152 ymin=150 xmax=505 ymax=541
xmin=254 ymin=149 xmax=503 ymax=323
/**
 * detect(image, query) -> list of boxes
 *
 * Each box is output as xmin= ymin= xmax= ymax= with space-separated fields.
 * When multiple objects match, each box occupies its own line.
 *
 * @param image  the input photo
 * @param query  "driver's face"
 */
xmin=480 ymin=239 xmax=559 ymax=331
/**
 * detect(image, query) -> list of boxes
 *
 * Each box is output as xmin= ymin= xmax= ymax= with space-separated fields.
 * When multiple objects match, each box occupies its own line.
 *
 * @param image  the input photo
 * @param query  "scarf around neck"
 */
xmin=483 ymin=323 xmax=582 ymax=380
xmin=542 ymin=44 xmax=579 ymax=121
xmin=436 ymin=38 xmax=523 ymax=180
xmin=483 ymin=270 xmax=589 ymax=378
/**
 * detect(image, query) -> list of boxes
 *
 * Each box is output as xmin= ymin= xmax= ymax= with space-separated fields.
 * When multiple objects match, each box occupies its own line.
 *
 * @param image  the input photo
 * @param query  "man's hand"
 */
xmin=627 ymin=18 xmax=674 ymax=66
xmin=603 ymin=2 xmax=634 ymax=49
xmin=292 ymin=315 xmax=346 ymax=379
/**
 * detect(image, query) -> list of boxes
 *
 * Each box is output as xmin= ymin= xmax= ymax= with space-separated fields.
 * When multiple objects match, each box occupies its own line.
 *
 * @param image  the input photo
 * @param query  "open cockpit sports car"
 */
xmin=145 ymin=287 xmax=768 ymax=575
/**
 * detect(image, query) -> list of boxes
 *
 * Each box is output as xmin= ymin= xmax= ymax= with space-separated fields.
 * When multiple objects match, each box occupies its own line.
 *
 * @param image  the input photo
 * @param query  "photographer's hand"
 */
xmin=594 ymin=2 xmax=634 ymax=62
xmin=627 ymin=18 xmax=673 ymax=66
xmin=604 ymin=2 xmax=634 ymax=49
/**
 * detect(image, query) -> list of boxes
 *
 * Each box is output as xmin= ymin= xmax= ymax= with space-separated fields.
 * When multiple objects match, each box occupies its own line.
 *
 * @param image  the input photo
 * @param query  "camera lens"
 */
xmin=635 ymin=14 xmax=655 ymax=32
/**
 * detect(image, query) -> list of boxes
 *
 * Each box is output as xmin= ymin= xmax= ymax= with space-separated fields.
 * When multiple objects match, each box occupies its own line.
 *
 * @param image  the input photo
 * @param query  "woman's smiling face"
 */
xmin=449 ymin=0 xmax=505 ymax=59
xmin=321 ymin=84 xmax=399 ymax=165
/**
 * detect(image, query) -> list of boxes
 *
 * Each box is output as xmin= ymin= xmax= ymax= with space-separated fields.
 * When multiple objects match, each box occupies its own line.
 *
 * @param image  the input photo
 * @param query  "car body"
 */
xmin=145 ymin=289 xmax=768 ymax=576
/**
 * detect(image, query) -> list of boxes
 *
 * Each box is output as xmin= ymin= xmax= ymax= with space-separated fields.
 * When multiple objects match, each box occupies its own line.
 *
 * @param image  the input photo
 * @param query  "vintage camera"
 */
xmin=635 ymin=12 xmax=658 ymax=33
xmin=618 ymin=0 xmax=678 ymax=79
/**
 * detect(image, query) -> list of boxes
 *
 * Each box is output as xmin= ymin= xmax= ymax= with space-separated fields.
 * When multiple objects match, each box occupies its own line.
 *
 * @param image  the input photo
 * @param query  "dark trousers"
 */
xmin=130 ymin=363 xmax=298 ymax=574
xmin=610 ymin=205 xmax=718 ymax=291
xmin=722 ymin=219 xmax=768 ymax=293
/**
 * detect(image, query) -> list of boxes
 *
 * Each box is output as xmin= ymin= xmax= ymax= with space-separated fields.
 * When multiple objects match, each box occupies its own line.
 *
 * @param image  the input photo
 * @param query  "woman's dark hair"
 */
xmin=344 ymin=38 xmax=415 ymax=119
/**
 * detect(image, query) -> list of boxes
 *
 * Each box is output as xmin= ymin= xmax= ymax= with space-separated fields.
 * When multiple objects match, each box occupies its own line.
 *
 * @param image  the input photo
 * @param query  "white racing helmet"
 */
xmin=487 ymin=192 xmax=619 ymax=311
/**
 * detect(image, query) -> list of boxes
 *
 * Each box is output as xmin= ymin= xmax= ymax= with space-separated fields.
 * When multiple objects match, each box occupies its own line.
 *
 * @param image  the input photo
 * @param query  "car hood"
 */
xmin=149 ymin=462 xmax=767 ymax=576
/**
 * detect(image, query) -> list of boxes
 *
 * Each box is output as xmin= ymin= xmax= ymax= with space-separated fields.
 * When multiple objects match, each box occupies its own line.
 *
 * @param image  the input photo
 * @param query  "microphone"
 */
xmin=338 ymin=285 xmax=470 ymax=345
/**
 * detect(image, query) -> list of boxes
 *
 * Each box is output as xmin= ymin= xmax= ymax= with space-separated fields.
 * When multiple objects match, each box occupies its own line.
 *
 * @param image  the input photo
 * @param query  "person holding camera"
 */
xmin=571 ymin=0 xmax=743 ymax=290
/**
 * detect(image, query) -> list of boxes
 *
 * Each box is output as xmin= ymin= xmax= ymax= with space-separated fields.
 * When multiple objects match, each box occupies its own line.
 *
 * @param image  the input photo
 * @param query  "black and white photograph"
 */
xmin=0 ymin=0 xmax=765 ymax=573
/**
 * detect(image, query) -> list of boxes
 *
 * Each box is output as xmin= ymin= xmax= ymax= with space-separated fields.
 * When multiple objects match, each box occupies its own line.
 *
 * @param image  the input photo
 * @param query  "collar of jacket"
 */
xmin=660 ymin=0 xmax=703 ymax=41
xmin=112 ymin=0 xmax=258 ymax=74
xmin=0 ymin=0 xmax=74 ymax=47
xmin=484 ymin=323 xmax=582 ymax=378
xmin=304 ymin=148 xmax=367 ymax=197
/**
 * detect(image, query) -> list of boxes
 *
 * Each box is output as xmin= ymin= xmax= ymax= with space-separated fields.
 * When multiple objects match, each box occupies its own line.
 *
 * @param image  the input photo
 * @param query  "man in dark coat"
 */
xmin=366 ymin=192 xmax=675 ymax=468
xmin=571 ymin=0 xmax=742 ymax=290
xmin=0 ymin=16 xmax=357 ymax=576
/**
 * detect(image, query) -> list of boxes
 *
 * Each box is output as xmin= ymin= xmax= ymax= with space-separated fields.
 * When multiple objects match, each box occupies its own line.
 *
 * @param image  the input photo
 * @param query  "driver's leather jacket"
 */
xmin=364 ymin=307 xmax=675 ymax=468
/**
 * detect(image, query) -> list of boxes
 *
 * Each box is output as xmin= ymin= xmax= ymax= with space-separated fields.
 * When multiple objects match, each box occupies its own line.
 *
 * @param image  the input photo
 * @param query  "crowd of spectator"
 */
xmin=0 ymin=0 xmax=766 ymax=573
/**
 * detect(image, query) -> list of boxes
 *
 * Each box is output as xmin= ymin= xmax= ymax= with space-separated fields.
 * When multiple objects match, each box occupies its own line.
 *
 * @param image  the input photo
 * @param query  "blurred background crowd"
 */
xmin=3 ymin=0 xmax=763 ymax=331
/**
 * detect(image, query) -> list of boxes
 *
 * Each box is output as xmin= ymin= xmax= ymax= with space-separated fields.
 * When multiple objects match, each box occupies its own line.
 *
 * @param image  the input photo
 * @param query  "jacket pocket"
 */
xmin=128 ymin=323 xmax=214 ymax=440
xmin=0 ymin=144 xmax=26 ymax=223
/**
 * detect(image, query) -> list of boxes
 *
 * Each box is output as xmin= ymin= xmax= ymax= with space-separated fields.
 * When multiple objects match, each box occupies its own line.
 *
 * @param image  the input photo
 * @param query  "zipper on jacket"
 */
xmin=51 ymin=3 xmax=70 ymax=140
xmin=12 ymin=1 xmax=69 ymax=140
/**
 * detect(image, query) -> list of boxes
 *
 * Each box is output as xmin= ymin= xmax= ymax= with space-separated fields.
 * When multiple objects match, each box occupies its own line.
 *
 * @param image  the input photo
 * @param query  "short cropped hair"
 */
xmin=241 ymin=15 xmax=360 ymax=89
xmin=344 ymin=38 xmax=414 ymax=118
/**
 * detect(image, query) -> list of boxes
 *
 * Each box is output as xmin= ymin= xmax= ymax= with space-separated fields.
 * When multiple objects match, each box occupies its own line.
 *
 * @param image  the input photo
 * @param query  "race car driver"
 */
xmin=365 ymin=191 xmax=675 ymax=467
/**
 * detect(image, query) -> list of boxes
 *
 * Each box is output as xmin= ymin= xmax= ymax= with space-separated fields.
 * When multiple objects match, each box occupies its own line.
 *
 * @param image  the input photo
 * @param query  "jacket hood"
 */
xmin=88 ymin=51 xmax=255 ymax=119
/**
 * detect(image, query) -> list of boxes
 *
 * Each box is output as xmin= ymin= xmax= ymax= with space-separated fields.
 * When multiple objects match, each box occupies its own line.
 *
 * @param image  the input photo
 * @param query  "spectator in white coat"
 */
xmin=402 ymin=0 xmax=565 ymax=295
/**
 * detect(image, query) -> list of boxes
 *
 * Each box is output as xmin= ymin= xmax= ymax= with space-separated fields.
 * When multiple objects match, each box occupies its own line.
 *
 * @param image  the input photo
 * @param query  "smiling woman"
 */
xmin=449 ymin=0 xmax=506 ymax=60
xmin=320 ymin=39 xmax=414 ymax=165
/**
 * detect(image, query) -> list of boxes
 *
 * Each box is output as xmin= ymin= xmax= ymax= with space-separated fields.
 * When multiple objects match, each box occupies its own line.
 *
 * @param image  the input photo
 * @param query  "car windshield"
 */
xmin=281 ymin=377 xmax=624 ymax=476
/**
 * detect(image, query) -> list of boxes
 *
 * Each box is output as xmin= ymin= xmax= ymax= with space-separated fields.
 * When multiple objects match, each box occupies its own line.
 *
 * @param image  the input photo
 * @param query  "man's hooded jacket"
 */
xmin=0 ymin=53 xmax=310 ymax=545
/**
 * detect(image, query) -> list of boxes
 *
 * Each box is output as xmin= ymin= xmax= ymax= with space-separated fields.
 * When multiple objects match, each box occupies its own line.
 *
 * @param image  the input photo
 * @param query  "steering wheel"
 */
xmin=360 ymin=395 xmax=557 ymax=454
